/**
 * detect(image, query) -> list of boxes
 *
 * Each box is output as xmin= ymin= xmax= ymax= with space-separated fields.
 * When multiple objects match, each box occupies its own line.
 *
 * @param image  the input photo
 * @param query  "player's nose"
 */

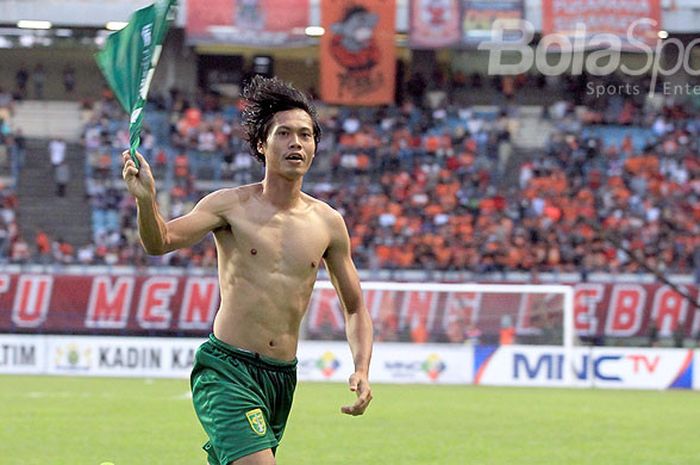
xmin=289 ymin=134 xmax=302 ymax=148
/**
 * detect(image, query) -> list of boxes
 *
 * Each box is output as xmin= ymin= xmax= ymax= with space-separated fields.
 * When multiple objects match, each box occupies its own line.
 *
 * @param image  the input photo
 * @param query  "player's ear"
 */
xmin=257 ymin=141 xmax=264 ymax=154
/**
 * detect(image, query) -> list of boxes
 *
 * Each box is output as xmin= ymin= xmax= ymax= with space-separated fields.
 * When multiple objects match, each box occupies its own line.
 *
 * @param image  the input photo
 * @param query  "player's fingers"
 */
xmin=132 ymin=150 xmax=143 ymax=162
xmin=121 ymin=150 xmax=150 ymax=172
xmin=354 ymin=389 xmax=372 ymax=411
xmin=133 ymin=150 xmax=150 ymax=169
xmin=340 ymin=404 xmax=357 ymax=415
xmin=123 ymin=164 xmax=138 ymax=178
xmin=122 ymin=151 xmax=138 ymax=173
xmin=341 ymin=399 xmax=368 ymax=416
xmin=341 ymin=389 xmax=372 ymax=416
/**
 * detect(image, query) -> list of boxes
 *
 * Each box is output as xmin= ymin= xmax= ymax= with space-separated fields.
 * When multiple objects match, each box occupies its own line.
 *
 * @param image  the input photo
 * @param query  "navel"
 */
xmin=250 ymin=248 xmax=257 ymax=255
xmin=311 ymin=261 xmax=316 ymax=268
xmin=268 ymin=340 xmax=276 ymax=347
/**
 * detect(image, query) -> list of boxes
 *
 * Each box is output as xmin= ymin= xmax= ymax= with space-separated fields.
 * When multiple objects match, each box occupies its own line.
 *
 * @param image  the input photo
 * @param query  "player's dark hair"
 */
xmin=241 ymin=75 xmax=321 ymax=164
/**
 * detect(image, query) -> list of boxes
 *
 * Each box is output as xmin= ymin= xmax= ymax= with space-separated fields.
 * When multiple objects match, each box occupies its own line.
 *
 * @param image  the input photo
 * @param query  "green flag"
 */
xmin=95 ymin=0 xmax=177 ymax=168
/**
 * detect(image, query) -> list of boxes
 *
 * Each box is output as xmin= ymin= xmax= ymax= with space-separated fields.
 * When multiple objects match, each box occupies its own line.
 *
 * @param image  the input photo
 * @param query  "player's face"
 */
xmin=259 ymin=109 xmax=316 ymax=178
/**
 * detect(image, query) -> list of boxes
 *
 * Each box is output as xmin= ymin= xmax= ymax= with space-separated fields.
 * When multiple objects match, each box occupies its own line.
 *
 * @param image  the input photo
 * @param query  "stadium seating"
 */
xmin=2 ymin=75 xmax=697 ymax=279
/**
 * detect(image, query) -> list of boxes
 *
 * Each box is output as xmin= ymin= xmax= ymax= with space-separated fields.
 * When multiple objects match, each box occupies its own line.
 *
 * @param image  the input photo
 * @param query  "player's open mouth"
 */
xmin=285 ymin=153 xmax=304 ymax=162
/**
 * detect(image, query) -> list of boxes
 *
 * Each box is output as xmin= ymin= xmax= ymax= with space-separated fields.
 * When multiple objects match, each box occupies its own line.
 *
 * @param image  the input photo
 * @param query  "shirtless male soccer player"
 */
xmin=121 ymin=75 xmax=373 ymax=465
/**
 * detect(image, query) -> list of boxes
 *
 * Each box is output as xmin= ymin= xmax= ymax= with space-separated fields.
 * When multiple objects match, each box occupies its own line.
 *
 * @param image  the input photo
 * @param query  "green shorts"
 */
xmin=190 ymin=334 xmax=297 ymax=465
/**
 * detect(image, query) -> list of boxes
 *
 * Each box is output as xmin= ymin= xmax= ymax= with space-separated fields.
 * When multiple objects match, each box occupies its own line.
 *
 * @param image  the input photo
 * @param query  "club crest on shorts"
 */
xmin=245 ymin=408 xmax=267 ymax=436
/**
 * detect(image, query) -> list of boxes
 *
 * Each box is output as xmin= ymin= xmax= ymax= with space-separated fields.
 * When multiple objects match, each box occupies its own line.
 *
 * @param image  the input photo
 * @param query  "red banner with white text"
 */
xmin=186 ymin=0 xmax=311 ymax=46
xmin=0 ymin=273 xmax=698 ymax=343
xmin=320 ymin=0 xmax=396 ymax=105
xmin=542 ymin=0 xmax=661 ymax=48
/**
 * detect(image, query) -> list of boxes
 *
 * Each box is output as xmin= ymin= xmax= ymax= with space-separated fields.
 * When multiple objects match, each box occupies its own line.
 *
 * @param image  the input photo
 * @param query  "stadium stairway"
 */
xmin=512 ymin=106 xmax=554 ymax=150
xmin=495 ymin=106 xmax=555 ymax=190
xmin=16 ymin=138 xmax=92 ymax=247
xmin=10 ymin=100 xmax=85 ymax=142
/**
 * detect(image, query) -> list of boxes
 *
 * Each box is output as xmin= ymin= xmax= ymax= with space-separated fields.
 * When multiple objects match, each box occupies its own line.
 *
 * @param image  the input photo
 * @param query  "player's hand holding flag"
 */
xmin=95 ymin=0 xmax=177 ymax=169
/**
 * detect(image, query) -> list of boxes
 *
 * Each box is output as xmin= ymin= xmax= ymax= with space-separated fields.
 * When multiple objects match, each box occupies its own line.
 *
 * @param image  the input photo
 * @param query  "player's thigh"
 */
xmin=232 ymin=448 xmax=275 ymax=465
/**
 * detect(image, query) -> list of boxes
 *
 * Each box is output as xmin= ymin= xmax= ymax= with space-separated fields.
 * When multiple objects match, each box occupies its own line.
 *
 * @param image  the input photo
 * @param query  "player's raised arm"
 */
xmin=322 ymin=208 xmax=373 ymax=416
xmin=122 ymin=150 xmax=226 ymax=255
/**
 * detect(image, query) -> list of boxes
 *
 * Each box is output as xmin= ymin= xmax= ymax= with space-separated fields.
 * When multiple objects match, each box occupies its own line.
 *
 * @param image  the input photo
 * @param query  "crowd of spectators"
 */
xmin=3 ymin=76 xmax=699 ymax=281
xmin=0 ymin=87 xmax=25 ymax=265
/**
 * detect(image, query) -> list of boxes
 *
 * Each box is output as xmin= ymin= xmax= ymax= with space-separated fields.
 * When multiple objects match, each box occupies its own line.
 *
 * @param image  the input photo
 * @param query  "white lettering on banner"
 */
xmin=136 ymin=276 xmax=178 ymax=329
xmin=0 ymin=274 xmax=9 ymax=294
xmin=650 ymin=285 xmax=688 ymax=337
xmin=365 ymin=289 xmax=397 ymax=322
xmin=179 ymin=277 xmax=219 ymax=330
xmin=605 ymin=284 xmax=646 ymax=336
xmin=99 ymin=346 xmax=162 ymax=369
xmin=574 ymin=284 xmax=604 ymax=335
xmin=12 ymin=275 xmax=53 ymax=328
xmin=517 ymin=293 xmax=561 ymax=335
xmin=85 ymin=276 xmax=134 ymax=329
xmin=307 ymin=288 xmax=344 ymax=331
xmin=692 ymin=303 xmax=700 ymax=338
xmin=2 ymin=274 xmax=698 ymax=339
xmin=442 ymin=292 xmax=481 ymax=330
xmin=400 ymin=291 xmax=439 ymax=331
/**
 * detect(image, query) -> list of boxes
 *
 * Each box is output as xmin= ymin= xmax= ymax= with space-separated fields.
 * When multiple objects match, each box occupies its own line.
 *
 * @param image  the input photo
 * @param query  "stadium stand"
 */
xmin=1 ymin=71 xmax=696 ymax=281
xmin=20 ymin=80 xmax=685 ymax=279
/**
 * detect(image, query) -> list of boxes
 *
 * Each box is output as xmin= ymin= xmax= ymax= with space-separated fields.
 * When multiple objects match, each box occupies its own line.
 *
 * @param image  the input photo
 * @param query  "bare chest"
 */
xmin=224 ymin=209 xmax=329 ymax=275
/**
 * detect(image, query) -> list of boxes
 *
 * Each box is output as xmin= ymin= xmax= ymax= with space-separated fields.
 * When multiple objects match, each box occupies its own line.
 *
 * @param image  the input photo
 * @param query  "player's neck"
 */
xmin=260 ymin=175 xmax=303 ymax=209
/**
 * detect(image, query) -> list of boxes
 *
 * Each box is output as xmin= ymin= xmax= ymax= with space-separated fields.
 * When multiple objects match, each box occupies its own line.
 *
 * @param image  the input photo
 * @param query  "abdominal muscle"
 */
xmin=211 ymin=271 xmax=317 ymax=362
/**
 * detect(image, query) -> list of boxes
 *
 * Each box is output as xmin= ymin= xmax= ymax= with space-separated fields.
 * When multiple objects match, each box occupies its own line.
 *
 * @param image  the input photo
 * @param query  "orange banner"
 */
xmin=410 ymin=0 xmax=461 ymax=49
xmin=542 ymin=0 xmax=660 ymax=47
xmin=186 ymin=0 xmax=310 ymax=46
xmin=320 ymin=0 xmax=396 ymax=105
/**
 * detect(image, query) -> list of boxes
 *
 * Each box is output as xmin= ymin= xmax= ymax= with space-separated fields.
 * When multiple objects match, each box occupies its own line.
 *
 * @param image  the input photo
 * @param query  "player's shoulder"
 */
xmin=301 ymin=192 xmax=345 ymax=226
xmin=211 ymin=183 xmax=262 ymax=200
xmin=198 ymin=184 xmax=260 ymax=210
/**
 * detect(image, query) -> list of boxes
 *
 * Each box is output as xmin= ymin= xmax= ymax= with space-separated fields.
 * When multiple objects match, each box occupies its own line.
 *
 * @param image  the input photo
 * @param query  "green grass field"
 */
xmin=1 ymin=375 xmax=698 ymax=465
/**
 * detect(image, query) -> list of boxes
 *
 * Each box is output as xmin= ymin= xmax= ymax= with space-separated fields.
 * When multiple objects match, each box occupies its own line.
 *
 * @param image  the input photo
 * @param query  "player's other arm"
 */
xmin=323 ymin=208 xmax=373 ymax=416
xmin=122 ymin=150 xmax=226 ymax=255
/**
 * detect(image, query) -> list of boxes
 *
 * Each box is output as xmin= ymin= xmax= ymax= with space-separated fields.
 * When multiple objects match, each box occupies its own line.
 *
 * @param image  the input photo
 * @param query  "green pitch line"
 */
xmin=1 ymin=376 xmax=698 ymax=465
